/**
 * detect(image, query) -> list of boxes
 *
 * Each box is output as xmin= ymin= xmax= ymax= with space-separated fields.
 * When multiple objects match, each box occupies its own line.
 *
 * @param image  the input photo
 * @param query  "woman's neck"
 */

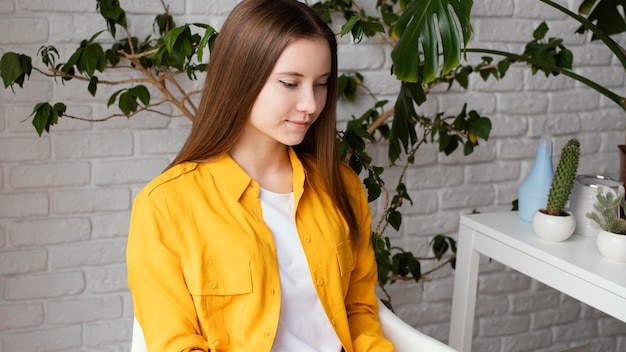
xmin=228 ymin=142 xmax=293 ymax=194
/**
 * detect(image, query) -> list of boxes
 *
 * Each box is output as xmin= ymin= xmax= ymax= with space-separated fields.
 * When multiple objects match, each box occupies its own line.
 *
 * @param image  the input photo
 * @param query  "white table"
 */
xmin=448 ymin=211 xmax=626 ymax=351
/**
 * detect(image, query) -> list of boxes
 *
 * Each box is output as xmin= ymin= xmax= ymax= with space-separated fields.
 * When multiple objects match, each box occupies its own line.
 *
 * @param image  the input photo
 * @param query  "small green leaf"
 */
xmin=86 ymin=30 xmax=106 ymax=45
xmin=31 ymin=103 xmax=51 ymax=136
xmin=118 ymin=91 xmax=138 ymax=115
xmin=341 ymin=15 xmax=360 ymax=37
xmin=154 ymin=13 xmax=176 ymax=36
xmin=130 ymin=85 xmax=150 ymax=105
xmin=196 ymin=26 xmax=216 ymax=63
xmin=0 ymin=52 xmax=32 ymax=88
xmin=463 ymin=140 xmax=474 ymax=155
xmin=387 ymin=209 xmax=402 ymax=231
xmin=53 ymin=102 xmax=67 ymax=116
xmin=107 ymin=89 xmax=124 ymax=107
xmin=407 ymin=256 xmax=421 ymax=282
xmin=351 ymin=21 xmax=364 ymax=43
xmin=468 ymin=114 xmax=492 ymax=140
xmin=556 ymin=47 xmax=574 ymax=70
xmin=80 ymin=44 xmax=106 ymax=76
xmin=497 ymin=59 xmax=510 ymax=78
xmin=163 ymin=25 xmax=189 ymax=54
xmin=533 ymin=22 xmax=549 ymax=40
xmin=88 ymin=76 xmax=99 ymax=96
xmin=364 ymin=177 xmax=382 ymax=202
xmin=362 ymin=20 xmax=384 ymax=37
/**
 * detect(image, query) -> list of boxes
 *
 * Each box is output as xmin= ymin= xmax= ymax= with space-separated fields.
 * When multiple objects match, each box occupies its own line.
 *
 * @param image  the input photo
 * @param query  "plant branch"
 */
xmin=33 ymin=66 xmax=152 ymax=85
xmin=465 ymin=48 xmax=626 ymax=112
xmin=538 ymin=0 xmax=626 ymax=69
xmin=367 ymin=108 xmax=395 ymax=134
xmin=118 ymin=50 xmax=196 ymax=120
xmin=164 ymin=69 xmax=199 ymax=115
xmin=59 ymin=98 xmax=186 ymax=122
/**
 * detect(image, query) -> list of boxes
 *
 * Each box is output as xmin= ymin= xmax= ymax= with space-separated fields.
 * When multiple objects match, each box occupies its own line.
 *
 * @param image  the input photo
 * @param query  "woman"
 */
xmin=126 ymin=0 xmax=395 ymax=351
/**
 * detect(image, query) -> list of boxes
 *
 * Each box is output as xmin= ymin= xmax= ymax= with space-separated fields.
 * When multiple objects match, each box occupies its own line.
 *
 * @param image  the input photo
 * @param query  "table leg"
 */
xmin=449 ymin=225 xmax=480 ymax=351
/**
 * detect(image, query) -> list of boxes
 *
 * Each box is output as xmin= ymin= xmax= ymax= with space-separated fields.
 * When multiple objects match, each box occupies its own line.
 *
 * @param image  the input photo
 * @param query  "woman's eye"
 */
xmin=315 ymin=81 xmax=328 ymax=87
xmin=279 ymin=80 xmax=297 ymax=88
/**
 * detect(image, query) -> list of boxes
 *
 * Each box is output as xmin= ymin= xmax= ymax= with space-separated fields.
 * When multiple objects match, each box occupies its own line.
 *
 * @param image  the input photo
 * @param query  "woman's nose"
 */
xmin=296 ymin=87 xmax=318 ymax=114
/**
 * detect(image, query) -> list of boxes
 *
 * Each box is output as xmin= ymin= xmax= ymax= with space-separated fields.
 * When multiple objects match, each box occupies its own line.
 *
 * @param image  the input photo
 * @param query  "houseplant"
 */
xmin=531 ymin=138 xmax=580 ymax=241
xmin=586 ymin=185 xmax=626 ymax=262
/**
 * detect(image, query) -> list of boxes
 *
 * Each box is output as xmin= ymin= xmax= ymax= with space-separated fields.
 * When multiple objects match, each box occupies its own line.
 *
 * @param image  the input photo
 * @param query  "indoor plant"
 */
xmin=531 ymin=138 xmax=580 ymax=241
xmin=586 ymin=185 xmax=626 ymax=262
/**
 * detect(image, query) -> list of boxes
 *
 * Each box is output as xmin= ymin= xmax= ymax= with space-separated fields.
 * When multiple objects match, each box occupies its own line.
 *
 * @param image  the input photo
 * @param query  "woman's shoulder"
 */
xmin=139 ymin=162 xmax=200 ymax=197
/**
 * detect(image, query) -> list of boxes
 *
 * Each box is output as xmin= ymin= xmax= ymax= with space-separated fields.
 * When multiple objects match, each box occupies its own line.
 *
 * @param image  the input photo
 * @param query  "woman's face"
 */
xmin=244 ymin=36 xmax=331 ymax=148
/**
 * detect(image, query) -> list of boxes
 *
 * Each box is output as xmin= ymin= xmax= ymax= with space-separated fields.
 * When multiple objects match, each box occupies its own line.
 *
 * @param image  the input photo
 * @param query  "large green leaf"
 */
xmin=577 ymin=0 xmax=626 ymax=38
xmin=391 ymin=0 xmax=473 ymax=83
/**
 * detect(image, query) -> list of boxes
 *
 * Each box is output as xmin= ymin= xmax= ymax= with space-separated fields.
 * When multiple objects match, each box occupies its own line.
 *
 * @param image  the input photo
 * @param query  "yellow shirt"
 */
xmin=127 ymin=148 xmax=395 ymax=352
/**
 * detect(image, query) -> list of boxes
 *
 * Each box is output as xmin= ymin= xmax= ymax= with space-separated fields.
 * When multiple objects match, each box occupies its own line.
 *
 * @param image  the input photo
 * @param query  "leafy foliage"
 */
xmin=30 ymin=102 xmax=66 ymax=136
xmin=523 ymin=22 xmax=574 ymax=77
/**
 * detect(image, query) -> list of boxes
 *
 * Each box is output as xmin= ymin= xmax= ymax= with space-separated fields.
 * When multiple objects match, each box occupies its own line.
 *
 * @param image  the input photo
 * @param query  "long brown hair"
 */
xmin=169 ymin=0 xmax=361 ymax=243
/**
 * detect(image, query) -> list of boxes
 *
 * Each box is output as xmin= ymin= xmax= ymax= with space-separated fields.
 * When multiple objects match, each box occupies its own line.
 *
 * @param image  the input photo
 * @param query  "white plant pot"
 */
xmin=596 ymin=230 xmax=626 ymax=262
xmin=531 ymin=209 xmax=576 ymax=242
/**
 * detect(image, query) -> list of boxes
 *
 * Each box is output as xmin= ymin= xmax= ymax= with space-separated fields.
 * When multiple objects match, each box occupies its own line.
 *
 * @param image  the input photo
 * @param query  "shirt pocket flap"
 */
xmin=335 ymin=240 xmax=355 ymax=276
xmin=183 ymin=261 xmax=252 ymax=296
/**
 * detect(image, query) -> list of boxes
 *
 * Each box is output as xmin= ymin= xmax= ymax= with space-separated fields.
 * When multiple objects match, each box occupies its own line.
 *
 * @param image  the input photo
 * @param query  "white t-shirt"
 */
xmin=259 ymin=187 xmax=342 ymax=352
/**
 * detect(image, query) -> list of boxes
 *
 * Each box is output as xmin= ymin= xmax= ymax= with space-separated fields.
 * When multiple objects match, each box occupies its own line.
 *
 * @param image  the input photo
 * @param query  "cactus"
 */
xmin=586 ymin=185 xmax=626 ymax=235
xmin=545 ymin=138 xmax=580 ymax=216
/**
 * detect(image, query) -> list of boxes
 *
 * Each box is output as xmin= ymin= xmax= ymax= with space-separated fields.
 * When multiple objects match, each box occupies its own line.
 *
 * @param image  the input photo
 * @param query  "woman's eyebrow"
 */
xmin=275 ymin=71 xmax=331 ymax=78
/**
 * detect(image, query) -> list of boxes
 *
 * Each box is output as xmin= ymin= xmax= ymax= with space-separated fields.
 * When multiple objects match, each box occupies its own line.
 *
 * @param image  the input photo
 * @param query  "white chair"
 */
xmin=131 ymin=303 xmax=457 ymax=352
xmin=377 ymin=302 xmax=457 ymax=352
xmin=131 ymin=316 xmax=148 ymax=352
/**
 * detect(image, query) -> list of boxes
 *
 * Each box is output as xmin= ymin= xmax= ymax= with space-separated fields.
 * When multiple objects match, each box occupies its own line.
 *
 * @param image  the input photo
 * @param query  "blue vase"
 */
xmin=518 ymin=131 xmax=553 ymax=222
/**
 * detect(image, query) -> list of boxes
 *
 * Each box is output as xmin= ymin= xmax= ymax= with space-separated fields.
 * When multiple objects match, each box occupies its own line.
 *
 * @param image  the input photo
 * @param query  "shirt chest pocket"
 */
xmin=183 ymin=261 xmax=253 ymax=346
xmin=183 ymin=261 xmax=253 ymax=295
xmin=335 ymin=240 xmax=355 ymax=277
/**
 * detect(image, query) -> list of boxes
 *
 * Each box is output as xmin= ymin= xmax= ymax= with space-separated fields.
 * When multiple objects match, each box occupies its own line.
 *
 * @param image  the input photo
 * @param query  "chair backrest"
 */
xmin=131 ymin=302 xmax=458 ymax=352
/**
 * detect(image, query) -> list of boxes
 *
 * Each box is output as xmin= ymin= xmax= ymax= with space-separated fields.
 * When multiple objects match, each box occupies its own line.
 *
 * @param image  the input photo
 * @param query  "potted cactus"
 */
xmin=531 ymin=138 xmax=580 ymax=242
xmin=586 ymin=185 xmax=626 ymax=262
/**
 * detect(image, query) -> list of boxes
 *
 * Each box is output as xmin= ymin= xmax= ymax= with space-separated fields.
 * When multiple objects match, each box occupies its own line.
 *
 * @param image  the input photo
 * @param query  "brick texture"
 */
xmin=1 ymin=0 xmax=625 ymax=351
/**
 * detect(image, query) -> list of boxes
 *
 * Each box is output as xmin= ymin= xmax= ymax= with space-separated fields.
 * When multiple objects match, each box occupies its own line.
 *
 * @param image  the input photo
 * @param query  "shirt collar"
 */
xmin=202 ymin=147 xmax=313 ymax=202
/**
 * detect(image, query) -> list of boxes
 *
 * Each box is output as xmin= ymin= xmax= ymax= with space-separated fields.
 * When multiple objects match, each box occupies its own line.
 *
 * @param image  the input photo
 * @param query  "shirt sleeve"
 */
xmin=341 ymin=167 xmax=396 ymax=352
xmin=127 ymin=188 xmax=209 ymax=352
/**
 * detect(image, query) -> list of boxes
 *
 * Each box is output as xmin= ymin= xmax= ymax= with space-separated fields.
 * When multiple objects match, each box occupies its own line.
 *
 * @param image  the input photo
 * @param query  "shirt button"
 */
xmin=209 ymin=281 xmax=217 ymax=289
xmin=331 ymin=318 xmax=336 ymax=325
xmin=271 ymin=289 xmax=276 ymax=295
xmin=316 ymin=278 xmax=324 ymax=286
xmin=265 ymin=331 xmax=271 ymax=337
xmin=303 ymin=236 xmax=311 ymax=243
xmin=253 ymin=207 xmax=257 ymax=213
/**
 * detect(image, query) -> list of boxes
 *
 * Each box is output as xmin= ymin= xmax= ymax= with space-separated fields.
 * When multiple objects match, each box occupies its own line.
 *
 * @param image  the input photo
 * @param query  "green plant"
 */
xmin=545 ymin=138 xmax=581 ymax=216
xmin=586 ymin=185 xmax=626 ymax=234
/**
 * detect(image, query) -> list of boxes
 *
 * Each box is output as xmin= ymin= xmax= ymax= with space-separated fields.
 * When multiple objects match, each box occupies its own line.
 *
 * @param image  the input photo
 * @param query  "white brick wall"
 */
xmin=1 ymin=0 xmax=625 ymax=351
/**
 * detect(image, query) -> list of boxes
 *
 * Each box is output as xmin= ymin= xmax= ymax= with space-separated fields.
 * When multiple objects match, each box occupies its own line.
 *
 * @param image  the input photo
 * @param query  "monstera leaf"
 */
xmin=391 ymin=0 xmax=473 ymax=84
xmin=577 ymin=0 xmax=626 ymax=38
